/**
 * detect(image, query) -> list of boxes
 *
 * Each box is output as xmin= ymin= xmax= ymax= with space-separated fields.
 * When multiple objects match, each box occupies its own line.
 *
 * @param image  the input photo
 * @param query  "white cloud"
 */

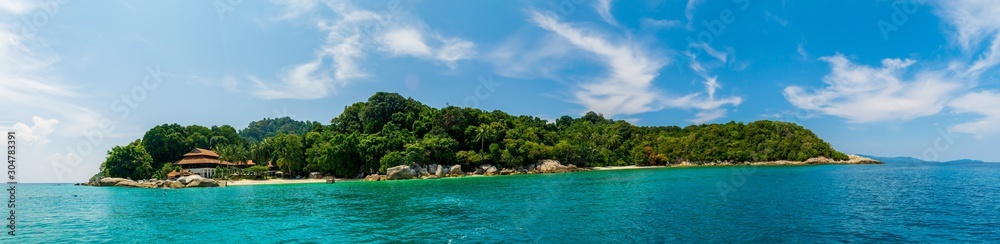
xmin=252 ymin=1 xmax=475 ymax=99
xmin=9 ymin=116 xmax=58 ymax=144
xmin=765 ymin=11 xmax=788 ymax=26
xmin=689 ymin=42 xmax=728 ymax=63
xmin=685 ymin=0 xmax=703 ymax=29
xmin=934 ymin=0 xmax=1000 ymax=51
xmin=935 ymin=0 xmax=1000 ymax=78
xmin=691 ymin=109 xmax=726 ymax=124
xmin=0 ymin=0 xmax=37 ymax=15
xmin=783 ymin=54 xmax=964 ymax=123
xmin=677 ymin=42 xmax=743 ymax=123
xmin=796 ymin=43 xmax=808 ymax=59
xmin=380 ymin=28 xmax=432 ymax=57
xmin=528 ymin=11 xmax=741 ymax=121
xmin=377 ymin=27 xmax=475 ymax=68
xmin=0 ymin=3 xmax=107 ymax=138
xmin=250 ymin=57 xmax=332 ymax=99
xmin=530 ymin=11 xmax=665 ymax=116
xmin=435 ymin=38 xmax=476 ymax=67
xmin=640 ymin=18 xmax=682 ymax=29
xmin=487 ymin=33 xmax=577 ymax=81
xmin=948 ymin=90 xmax=1000 ymax=137
xmin=270 ymin=0 xmax=321 ymax=20
xmin=595 ymin=0 xmax=619 ymax=27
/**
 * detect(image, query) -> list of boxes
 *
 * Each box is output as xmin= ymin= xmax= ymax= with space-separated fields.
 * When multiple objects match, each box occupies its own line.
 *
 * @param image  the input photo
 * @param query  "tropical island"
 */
xmin=84 ymin=92 xmax=879 ymax=188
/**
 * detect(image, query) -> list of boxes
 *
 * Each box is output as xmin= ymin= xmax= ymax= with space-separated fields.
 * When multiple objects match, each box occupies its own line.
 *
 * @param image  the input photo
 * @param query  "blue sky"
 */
xmin=3 ymin=0 xmax=1000 ymax=182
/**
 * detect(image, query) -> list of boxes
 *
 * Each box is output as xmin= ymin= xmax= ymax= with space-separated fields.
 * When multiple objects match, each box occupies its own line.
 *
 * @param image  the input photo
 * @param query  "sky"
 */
xmin=2 ymin=0 xmax=999 ymax=183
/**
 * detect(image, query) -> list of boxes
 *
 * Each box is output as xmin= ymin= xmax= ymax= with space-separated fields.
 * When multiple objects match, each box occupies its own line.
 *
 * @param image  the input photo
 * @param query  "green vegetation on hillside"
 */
xmin=97 ymin=92 xmax=848 ymax=179
xmin=238 ymin=116 xmax=315 ymax=142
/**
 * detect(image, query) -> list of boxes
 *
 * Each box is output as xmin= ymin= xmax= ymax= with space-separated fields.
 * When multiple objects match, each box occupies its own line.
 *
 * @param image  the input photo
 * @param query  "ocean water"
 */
xmin=11 ymin=162 xmax=1000 ymax=243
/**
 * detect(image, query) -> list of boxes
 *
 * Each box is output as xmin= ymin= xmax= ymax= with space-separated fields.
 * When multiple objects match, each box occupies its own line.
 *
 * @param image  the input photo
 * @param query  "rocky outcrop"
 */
xmin=537 ymin=160 xmax=579 ymax=173
xmin=411 ymin=163 xmax=428 ymax=176
xmin=178 ymin=175 xmax=205 ymax=185
xmin=387 ymin=165 xmax=417 ymax=180
xmin=114 ymin=179 xmax=140 ymax=187
xmin=845 ymin=155 xmax=881 ymax=164
xmin=805 ymin=155 xmax=880 ymax=165
xmin=364 ymin=174 xmax=388 ymax=181
xmin=185 ymin=178 xmax=220 ymax=187
xmin=98 ymin=177 xmax=128 ymax=186
xmin=448 ymin=165 xmax=463 ymax=176
xmin=168 ymin=181 xmax=186 ymax=188
xmin=435 ymin=165 xmax=445 ymax=177
xmin=805 ymin=156 xmax=834 ymax=164
xmin=428 ymin=164 xmax=438 ymax=175
xmin=87 ymin=175 xmax=224 ymax=188
xmin=485 ymin=166 xmax=499 ymax=175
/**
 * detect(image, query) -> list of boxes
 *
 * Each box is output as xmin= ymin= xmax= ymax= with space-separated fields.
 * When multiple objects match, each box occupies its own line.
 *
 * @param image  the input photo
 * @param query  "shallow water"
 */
xmin=12 ymin=162 xmax=1000 ymax=243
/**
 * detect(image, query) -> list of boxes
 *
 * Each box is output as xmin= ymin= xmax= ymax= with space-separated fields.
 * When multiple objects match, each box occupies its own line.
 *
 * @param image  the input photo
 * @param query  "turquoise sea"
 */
xmin=12 ymin=162 xmax=1000 ymax=243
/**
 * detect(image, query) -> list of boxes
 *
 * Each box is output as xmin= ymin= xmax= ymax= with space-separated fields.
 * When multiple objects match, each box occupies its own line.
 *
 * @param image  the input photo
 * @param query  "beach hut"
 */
xmin=166 ymin=171 xmax=181 ymax=180
xmin=166 ymin=170 xmax=192 ymax=180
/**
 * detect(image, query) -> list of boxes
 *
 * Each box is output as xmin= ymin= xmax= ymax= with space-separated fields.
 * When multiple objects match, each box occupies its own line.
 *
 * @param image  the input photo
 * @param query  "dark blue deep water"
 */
xmin=12 ymin=162 xmax=1000 ymax=243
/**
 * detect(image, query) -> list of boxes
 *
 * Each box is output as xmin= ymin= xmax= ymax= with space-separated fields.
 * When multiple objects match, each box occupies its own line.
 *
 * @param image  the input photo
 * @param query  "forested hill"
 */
xmin=97 ymin=92 xmax=848 ymax=180
xmin=238 ymin=116 xmax=315 ymax=142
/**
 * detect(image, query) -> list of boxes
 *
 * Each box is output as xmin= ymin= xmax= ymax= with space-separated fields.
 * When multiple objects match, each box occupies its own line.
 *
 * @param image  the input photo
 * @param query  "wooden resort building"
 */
xmin=174 ymin=148 xmax=235 ymax=178
xmin=170 ymin=148 xmax=275 ymax=179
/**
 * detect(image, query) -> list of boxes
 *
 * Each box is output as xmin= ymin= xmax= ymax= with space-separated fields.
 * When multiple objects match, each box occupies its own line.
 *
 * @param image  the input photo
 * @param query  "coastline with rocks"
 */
xmin=80 ymin=155 xmax=880 ymax=187
xmin=80 ymin=174 xmax=225 ymax=188
xmin=363 ymin=159 xmax=580 ymax=181
xmin=360 ymin=154 xmax=881 ymax=182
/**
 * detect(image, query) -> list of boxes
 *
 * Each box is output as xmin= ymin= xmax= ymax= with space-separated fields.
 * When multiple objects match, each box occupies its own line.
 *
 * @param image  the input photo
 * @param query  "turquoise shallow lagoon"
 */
xmin=13 ymin=162 xmax=1000 ymax=243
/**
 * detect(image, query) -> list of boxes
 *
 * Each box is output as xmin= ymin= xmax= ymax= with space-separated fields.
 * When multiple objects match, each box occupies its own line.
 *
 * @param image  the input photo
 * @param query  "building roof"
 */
xmin=167 ymin=170 xmax=192 ymax=178
xmin=175 ymin=148 xmax=235 ymax=166
xmin=183 ymin=148 xmax=220 ymax=158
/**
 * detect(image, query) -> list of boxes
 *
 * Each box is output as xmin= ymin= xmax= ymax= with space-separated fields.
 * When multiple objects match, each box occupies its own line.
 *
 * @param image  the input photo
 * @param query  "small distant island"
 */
xmin=84 ymin=92 xmax=880 ymax=188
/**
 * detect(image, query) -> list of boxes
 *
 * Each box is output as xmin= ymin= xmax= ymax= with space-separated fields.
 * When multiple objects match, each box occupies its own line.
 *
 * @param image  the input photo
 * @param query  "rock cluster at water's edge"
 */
xmin=386 ymin=165 xmax=417 ymax=180
xmin=83 ymin=175 xmax=224 ymax=188
xmin=363 ymin=160 xmax=582 ymax=181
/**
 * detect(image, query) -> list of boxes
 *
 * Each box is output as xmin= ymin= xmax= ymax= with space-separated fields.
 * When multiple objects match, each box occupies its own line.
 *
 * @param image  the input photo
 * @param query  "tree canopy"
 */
xmin=101 ymin=139 xmax=154 ymax=180
xmin=99 ymin=92 xmax=849 ymax=179
xmin=239 ymin=116 xmax=314 ymax=142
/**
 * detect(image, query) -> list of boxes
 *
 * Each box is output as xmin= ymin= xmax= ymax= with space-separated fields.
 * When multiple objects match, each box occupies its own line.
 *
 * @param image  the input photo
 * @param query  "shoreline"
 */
xmin=225 ymin=178 xmax=360 ymax=186
xmin=590 ymin=160 xmax=881 ymax=171
xmin=83 ymin=155 xmax=881 ymax=187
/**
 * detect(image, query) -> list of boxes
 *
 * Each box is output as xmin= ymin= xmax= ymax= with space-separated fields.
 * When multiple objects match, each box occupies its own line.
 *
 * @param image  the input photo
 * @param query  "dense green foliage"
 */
xmin=141 ymin=123 xmax=242 ymax=170
xmin=100 ymin=92 xmax=848 ymax=179
xmin=238 ymin=116 xmax=314 ymax=142
xmin=100 ymin=139 xmax=154 ymax=180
